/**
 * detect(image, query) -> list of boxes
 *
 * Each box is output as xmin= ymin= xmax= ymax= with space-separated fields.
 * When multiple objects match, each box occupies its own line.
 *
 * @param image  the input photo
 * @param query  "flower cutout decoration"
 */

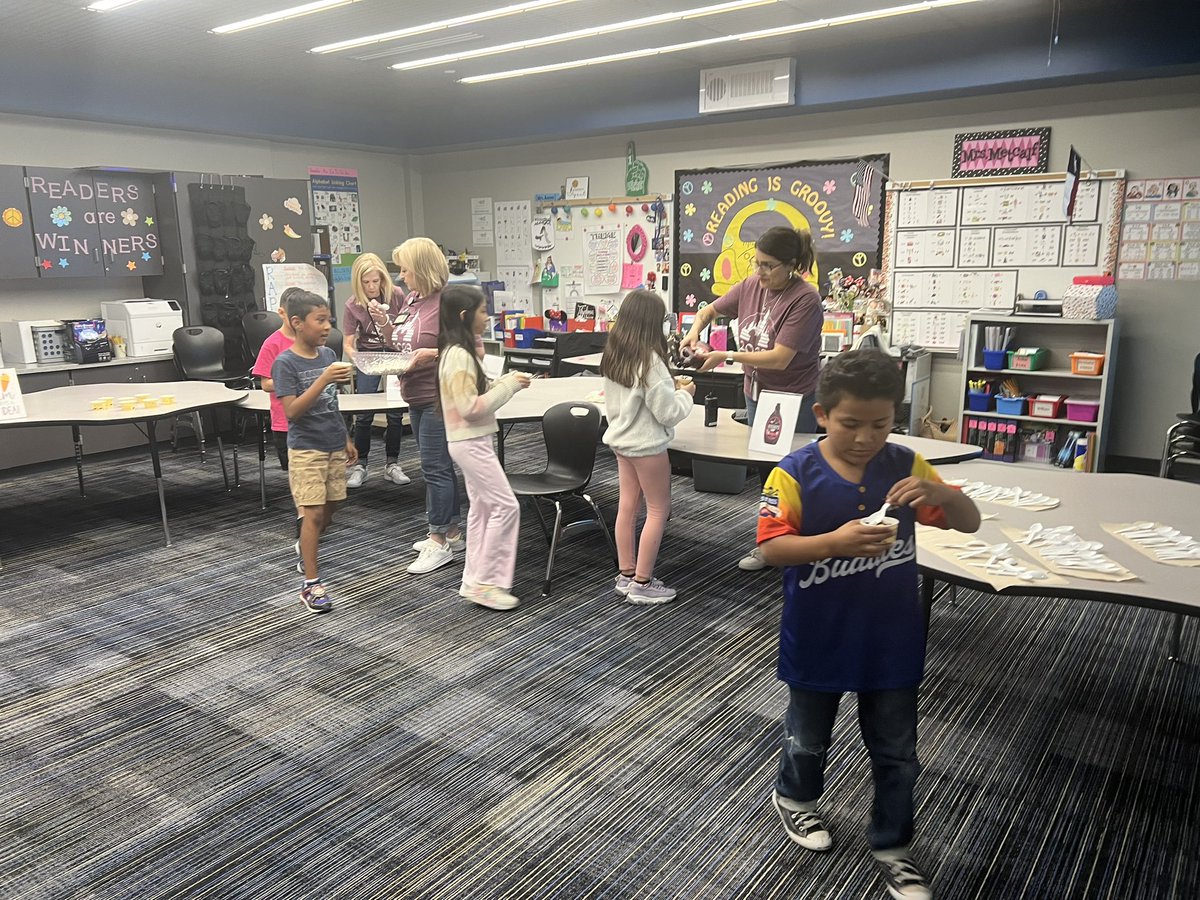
xmin=765 ymin=198 xmax=777 ymax=211
xmin=120 ymin=208 xmax=139 ymax=227
xmin=684 ymin=203 xmax=697 ymax=217
xmin=259 ymin=213 xmax=274 ymax=230
xmin=699 ymin=267 xmax=712 ymax=282
xmin=685 ymin=294 xmax=697 ymax=308
xmin=50 ymin=206 xmax=72 ymax=228
xmin=682 ymin=228 xmax=694 ymax=243
xmin=823 ymin=179 xmax=837 ymax=194
xmin=681 ymin=181 xmax=694 ymax=195
xmin=840 ymin=228 xmax=855 ymax=243
xmin=701 ymin=180 xmax=713 ymax=194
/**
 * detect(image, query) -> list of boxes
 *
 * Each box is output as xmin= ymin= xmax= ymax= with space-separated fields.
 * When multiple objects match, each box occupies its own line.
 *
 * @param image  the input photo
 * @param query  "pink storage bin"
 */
xmin=1065 ymin=399 xmax=1100 ymax=422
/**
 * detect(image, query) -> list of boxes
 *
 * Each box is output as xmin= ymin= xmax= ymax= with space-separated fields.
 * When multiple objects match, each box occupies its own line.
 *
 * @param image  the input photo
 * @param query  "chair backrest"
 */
xmin=326 ymin=326 xmax=344 ymax=361
xmin=173 ymin=325 xmax=229 ymax=380
xmin=242 ymin=309 xmax=282 ymax=359
xmin=542 ymin=401 xmax=602 ymax=485
xmin=1191 ymin=351 xmax=1199 ymax=415
xmin=551 ymin=331 xmax=609 ymax=377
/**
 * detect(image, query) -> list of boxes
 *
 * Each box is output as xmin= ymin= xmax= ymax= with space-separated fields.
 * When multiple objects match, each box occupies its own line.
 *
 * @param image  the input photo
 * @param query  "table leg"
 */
xmin=497 ymin=425 xmax=507 ymax=467
xmin=257 ymin=413 xmax=268 ymax=510
xmin=1167 ymin=613 xmax=1184 ymax=662
xmin=147 ymin=419 xmax=173 ymax=547
xmin=920 ymin=571 xmax=935 ymax=638
xmin=71 ymin=424 xmax=86 ymax=498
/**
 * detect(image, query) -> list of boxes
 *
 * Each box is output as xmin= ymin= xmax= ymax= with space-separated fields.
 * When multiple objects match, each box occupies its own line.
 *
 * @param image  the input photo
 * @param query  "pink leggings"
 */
xmin=614 ymin=451 xmax=672 ymax=581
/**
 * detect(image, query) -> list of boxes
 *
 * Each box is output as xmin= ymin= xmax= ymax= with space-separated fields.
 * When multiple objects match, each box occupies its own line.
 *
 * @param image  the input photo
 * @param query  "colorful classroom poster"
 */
xmin=673 ymin=156 xmax=887 ymax=313
xmin=309 ymin=166 xmax=362 ymax=281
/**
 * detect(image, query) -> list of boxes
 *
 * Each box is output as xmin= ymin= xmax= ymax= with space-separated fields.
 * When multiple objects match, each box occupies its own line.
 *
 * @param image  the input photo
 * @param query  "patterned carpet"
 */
xmin=0 ymin=425 xmax=1197 ymax=900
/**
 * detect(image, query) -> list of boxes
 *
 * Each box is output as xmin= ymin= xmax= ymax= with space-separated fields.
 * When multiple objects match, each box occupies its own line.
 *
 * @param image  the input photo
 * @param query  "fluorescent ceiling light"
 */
xmin=461 ymin=0 xmax=982 ymax=83
xmin=391 ymin=0 xmax=777 ymax=71
xmin=213 ymin=0 xmax=359 ymax=35
xmin=311 ymin=0 xmax=578 ymax=54
xmin=86 ymin=0 xmax=150 ymax=10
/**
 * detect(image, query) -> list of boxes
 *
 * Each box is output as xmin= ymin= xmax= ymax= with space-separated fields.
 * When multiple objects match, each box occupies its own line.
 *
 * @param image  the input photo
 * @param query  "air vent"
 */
xmin=699 ymin=58 xmax=795 ymax=115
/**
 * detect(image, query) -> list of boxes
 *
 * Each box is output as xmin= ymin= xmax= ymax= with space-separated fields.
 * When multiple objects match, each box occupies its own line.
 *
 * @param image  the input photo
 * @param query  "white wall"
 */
xmin=0 ymin=112 xmax=414 ymax=323
xmin=420 ymin=76 xmax=1200 ymax=462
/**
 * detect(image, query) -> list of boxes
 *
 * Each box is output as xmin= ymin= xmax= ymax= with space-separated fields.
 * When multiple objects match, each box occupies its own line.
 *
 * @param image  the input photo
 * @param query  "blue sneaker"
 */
xmin=299 ymin=582 xmax=332 ymax=614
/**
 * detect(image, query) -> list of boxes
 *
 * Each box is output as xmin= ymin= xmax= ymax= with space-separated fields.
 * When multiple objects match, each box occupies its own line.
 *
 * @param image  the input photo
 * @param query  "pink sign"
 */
xmin=952 ymin=128 xmax=1050 ymax=178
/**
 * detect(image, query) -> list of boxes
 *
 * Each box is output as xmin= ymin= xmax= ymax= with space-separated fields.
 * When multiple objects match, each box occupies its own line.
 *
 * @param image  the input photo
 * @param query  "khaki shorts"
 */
xmin=288 ymin=448 xmax=348 ymax=507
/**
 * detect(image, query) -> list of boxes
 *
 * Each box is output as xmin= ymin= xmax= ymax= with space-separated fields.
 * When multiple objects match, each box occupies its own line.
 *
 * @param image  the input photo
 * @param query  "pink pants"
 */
xmin=614 ymin=451 xmax=672 ymax=581
xmin=448 ymin=435 xmax=520 ymax=590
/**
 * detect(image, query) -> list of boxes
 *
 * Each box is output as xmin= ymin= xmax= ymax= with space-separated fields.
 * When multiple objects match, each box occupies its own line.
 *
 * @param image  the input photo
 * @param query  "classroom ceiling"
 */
xmin=0 ymin=0 xmax=1196 ymax=154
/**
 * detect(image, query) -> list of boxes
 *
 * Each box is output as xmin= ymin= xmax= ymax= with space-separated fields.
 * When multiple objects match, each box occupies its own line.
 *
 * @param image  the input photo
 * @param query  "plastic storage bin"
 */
xmin=1065 ymin=399 xmax=1100 ymax=422
xmin=1029 ymin=395 xmax=1065 ymax=418
xmin=1006 ymin=348 xmax=1048 ymax=371
xmin=981 ymin=349 xmax=1008 ymax=370
xmin=995 ymin=396 xmax=1027 ymax=416
xmin=1069 ymin=352 xmax=1106 ymax=376
xmin=966 ymin=391 xmax=993 ymax=412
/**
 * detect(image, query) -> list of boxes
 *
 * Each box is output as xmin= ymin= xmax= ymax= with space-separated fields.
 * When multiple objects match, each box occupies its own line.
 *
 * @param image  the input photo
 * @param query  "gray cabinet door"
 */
xmin=25 ymin=167 xmax=105 ymax=277
xmin=0 ymin=165 xmax=36 ymax=278
xmin=93 ymin=172 xmax=165 ymax=276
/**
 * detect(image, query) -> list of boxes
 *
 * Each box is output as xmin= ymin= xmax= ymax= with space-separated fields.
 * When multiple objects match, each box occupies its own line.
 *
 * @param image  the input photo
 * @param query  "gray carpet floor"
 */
xmin=0 ymin=425 xmax=1197 ymax=899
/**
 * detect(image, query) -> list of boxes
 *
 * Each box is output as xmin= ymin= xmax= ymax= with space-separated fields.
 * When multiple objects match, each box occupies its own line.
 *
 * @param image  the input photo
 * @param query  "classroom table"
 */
xmin=237 ymin=390 xmax=410 ymax=509
xmin=0 ymin=381 xmax=247 ymax=559
xmin=561 ymin=352 xmax=745 ymax=377
xmin=915 ymin=459 xmax=1200 ymax=659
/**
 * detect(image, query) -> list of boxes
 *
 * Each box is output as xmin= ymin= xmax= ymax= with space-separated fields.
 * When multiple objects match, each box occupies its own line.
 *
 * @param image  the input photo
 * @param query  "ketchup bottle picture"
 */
xmin=764 ymin=402 xmax=783 ymax=445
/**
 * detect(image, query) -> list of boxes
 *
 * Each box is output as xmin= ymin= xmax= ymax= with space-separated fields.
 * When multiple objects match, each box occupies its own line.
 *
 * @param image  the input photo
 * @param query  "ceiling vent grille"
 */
xmin=699 ymin=58 xmax=795 ymax=115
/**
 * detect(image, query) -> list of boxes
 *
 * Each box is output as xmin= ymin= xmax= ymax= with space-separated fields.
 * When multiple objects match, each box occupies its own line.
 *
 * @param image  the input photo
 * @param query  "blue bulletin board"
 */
xmin=672 ymin=156 xmax=888 ymax=313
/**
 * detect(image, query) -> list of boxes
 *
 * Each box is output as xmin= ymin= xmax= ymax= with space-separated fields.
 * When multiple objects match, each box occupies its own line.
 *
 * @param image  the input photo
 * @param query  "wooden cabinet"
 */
xmin=25 ymin=167 xmax=163 ymax=278
xmin=958 ymin=312 xmax=1117 ymax=470
xmin=0 ymin=165 xmax=36 ymax=278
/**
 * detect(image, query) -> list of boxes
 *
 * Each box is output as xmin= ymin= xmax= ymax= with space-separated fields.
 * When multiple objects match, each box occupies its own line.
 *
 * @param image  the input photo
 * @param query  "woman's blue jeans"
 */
xmin=353 ymin=371 xmax=404 ymax=463
xmin=775 ymin=686 xmax=920 ymax=851
xmin=408 ymin=403 xmax=460 ymax=535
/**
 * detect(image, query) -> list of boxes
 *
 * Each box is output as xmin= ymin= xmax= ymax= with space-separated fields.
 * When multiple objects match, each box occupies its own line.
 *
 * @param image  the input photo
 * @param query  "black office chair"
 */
xmin=1158 ymin=351 xmax=1200 ymax=479
xmin=507 ymin=401 xmax=617 ymax=595
xmin=172 ymin=325 xmax=253 ymax=481
xmin=242 ymin=309 xmax=282 ymax=360
xmin=326 ymin=326 xmax=344 ymax=361
xmin=550 ymin=331 xmax=608 ymax=377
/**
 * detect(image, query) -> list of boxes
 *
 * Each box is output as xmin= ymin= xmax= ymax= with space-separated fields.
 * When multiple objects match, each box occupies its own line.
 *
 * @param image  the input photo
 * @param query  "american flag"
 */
xmin=852 ymin=159 xmax=877 ymax=228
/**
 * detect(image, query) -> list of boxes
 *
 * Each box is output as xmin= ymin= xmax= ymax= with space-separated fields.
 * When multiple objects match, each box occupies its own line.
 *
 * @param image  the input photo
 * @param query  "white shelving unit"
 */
xmin=959 ymin=312 xmax=1118 ymax=470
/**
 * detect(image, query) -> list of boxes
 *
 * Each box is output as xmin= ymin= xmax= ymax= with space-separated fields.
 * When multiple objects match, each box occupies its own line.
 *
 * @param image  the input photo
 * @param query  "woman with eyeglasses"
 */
xmin=680 ymin=225 xmax=823 ymax=572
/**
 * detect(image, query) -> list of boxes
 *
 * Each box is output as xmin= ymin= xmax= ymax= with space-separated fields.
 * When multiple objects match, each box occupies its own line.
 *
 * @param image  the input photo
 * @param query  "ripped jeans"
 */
xmin=775 ymin=685 xmax=919 ymax=851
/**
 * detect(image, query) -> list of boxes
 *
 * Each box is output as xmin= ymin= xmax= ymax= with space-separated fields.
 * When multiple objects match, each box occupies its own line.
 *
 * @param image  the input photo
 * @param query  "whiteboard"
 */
xmin=884 ymin=173 xmax=1124 ymax=351
xmin=533 ymin=199 xmax=671 ymax=320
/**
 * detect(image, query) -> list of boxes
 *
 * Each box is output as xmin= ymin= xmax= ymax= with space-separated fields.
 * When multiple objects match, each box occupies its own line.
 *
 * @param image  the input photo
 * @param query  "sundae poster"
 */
xmin=672 ymin=156 xmax=887 ymax=313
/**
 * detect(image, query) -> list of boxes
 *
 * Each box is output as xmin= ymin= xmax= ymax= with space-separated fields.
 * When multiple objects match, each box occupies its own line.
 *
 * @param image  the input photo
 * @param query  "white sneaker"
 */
xmin=458 ymin=581 xmax=480 ymax=599
xmin=346 ymin=464 xmax=367 ymax=488
xmin=407 ymin=542 xmax=455 ymax=574
xmin=384 ymin=462 xmax=411 ymax=485
xmin=412 ymin=533 xmax=464 ymax=553
xmin=738 ymin=547 xmax=767 ymax=571
xmin=293 ymin=540 xmax=304 ymax=574
xmin=469 ymin=585 xmax=520 ymax=610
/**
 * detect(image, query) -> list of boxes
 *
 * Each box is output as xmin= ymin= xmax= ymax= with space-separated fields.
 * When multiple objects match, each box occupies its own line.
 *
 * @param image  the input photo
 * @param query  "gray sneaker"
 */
xmin=625 ymin=578 xmax=677 ymax=604
xmin=772 ymin=790 xmax=832 ymax=851
xmin=614 ymin=573 xmax=634 ymax=596
xmin=346 ymin=464 xmax=367 ymax=489
xmin=384 ymin=462 xmax=411 ymax=485
xmin=738 ymin=547 xmax=767 ymax=571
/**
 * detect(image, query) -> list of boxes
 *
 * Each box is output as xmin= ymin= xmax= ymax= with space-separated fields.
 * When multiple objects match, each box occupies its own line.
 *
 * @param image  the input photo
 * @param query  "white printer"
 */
xmin=100 ymin=299 xmax=184 ymax=357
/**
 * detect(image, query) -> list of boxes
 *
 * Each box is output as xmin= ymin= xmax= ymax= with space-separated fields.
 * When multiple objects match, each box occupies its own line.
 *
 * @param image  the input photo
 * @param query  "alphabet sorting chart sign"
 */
xmin=673 ymin=157 xmax=887 ymax=314
xmin=26 ymin=167 xmax=162 ymax=277
xmin=885 ymin=172 xmax=1124 ymax=351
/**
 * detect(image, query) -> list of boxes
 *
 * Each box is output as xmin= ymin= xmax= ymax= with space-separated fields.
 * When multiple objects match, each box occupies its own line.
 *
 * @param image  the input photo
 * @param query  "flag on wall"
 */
xmin=851 ymin=159 xmax=877 ymax=227
xmin=1063 ymin=145 xmax=1082 ymax=218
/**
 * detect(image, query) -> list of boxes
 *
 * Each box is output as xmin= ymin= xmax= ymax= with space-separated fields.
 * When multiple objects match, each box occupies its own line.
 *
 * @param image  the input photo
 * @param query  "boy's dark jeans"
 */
xmin=775 ymin=685 xmax=920 ymax=851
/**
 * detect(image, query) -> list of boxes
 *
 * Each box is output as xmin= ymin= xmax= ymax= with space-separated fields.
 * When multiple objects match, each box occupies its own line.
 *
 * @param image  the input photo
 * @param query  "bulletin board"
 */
xmin=884 ymin=170 xmax=1125 ymax=352
xmin=531 ymin=196 xmax=672 ymax=323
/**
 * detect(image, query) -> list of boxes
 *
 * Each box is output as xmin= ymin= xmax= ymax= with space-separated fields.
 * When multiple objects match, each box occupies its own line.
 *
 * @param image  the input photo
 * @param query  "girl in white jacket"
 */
xmin=601 ymin=290 xmax=696 ymax=603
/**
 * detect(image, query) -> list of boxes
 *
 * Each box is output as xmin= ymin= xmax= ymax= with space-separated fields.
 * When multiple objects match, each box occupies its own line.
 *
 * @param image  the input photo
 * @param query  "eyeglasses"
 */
xmin=753 ymin=259 xmax=785 ymax=273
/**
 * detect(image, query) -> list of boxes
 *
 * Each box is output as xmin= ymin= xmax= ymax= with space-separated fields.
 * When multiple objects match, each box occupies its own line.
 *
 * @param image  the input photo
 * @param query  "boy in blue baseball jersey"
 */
xmin=757 ymin=350 xmax=980 ymax=900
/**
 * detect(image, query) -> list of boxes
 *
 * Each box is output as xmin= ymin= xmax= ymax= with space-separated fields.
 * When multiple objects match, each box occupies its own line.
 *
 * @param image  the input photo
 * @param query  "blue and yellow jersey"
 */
xmin=757 ymin=441 xmax=952 ymax=692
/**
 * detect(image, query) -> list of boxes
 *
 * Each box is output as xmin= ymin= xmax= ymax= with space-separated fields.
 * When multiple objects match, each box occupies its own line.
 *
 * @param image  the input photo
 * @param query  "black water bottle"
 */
xmin=704 ymin=393 xmax=719 ymax=427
